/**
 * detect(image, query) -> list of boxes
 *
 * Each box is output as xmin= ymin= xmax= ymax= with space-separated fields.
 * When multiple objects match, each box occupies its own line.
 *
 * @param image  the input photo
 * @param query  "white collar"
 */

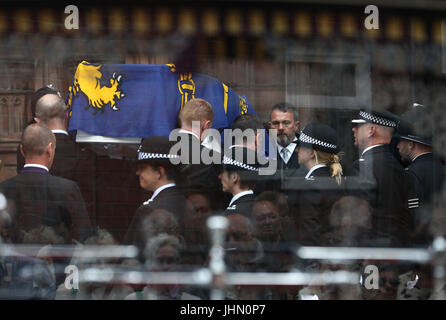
xmin=144 ymin=183 xmax=176 ymax=205
xmin=229 ymin=190 xmax=254 ymax=207
xmin=23 ymin=164 xmax=49 ymax=172
xmin=412 ymin=152 xmax=432 ymax=162
xmin=51 ymin=129 xmax=69 ymax=136
xmin=360 ymin=144 xmax=384 ymax=158
xmin=178 ymin=129 xmax=200 ymax=141
xmin=305 ymin=164 xmax=327 ymax=180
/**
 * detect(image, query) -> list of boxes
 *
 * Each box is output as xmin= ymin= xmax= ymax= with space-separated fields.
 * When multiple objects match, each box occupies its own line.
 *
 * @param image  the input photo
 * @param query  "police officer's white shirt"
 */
xmin=143 ymin=183 xmax=176 ymax=205
xmin=51 ymin=129 xmax=69 ymax=136
xmin=412 ymin=152 xmax=432 ymax=162
xmin=360 ymin=144 xmax=385 ymax=159
xmin=305 ymin=164 xmax=327 ymax=180
xmin=228 ymin=190 xmax=254 ymax=208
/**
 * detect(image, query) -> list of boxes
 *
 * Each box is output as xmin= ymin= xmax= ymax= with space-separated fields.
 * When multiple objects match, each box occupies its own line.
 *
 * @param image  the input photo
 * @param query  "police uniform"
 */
xmin=286 ymin=123 xmax=345 ymax=247
xmin=123 ymin=136 xmax=195 ymax=259
xmin=395 ymin=104 xmax=445 ymax=245
xmin=222 ymin=146 xmax=260 ymax=217
xmin=350 ymin=110 xmax=413 ymax=247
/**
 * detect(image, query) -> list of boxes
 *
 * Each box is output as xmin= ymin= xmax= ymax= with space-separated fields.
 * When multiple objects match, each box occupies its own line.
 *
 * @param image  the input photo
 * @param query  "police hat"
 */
xmin=396 ymin=104 xmax=432 ymax=146
xmin=351 ymin=109 xmax=398 ymax=128
xmin=299 ymin=123 xmax=339 ymax=154
xmin=222 ymin=146 xmax=260 ymax=173
xmin=137 ymin=136 xmax=180 ymax=163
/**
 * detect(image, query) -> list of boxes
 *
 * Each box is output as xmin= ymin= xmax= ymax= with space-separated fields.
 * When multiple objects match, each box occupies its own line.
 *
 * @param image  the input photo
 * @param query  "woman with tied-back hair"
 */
xmin=285 ymin=123 xmax=346 ymax=248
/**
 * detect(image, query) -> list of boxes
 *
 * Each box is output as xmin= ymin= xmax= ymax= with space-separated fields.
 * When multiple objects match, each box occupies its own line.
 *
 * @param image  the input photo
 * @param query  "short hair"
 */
xmin=231 ymin=114 xmax=265 ymax=146
xmin=179 ymin=98 xmax=213 ymax=128
xmin=254 ymin=191 xmax=289 ymax=217
xmin=35 ymin=94 xmax=67 ymax=122
xmin=269 ymin=102 xmax=299 ymax=122
xmin=144 ymin=233 xmax=183 ymax=265
xmin=141 ymin=208 xmax=180 ymax=241
xmin=21 ymin=123 xmax=55 ymax=158
xmin=83 ymin=228 xmax=118 ymax=245
xmin=140 ymin=160 xmax=180 ymax=183
xmin=231 ymin=114 xmax=264 ymax=131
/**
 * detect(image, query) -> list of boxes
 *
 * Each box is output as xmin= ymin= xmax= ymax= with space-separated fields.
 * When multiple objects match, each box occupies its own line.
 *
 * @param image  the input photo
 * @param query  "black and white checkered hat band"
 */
xmin=138 ymin=152 xmax=180 ymax=160
xmin=223 ymin=156 xmax=259 ymax=172
xmin=299 ymin=132 xmax=337 ymax=150
xmin=359 ymin=110 xmax=397 ymax=127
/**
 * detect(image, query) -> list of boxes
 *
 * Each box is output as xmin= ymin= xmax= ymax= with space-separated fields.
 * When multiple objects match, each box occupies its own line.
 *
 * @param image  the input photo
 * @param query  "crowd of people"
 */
xmin=0 ymin=84 xmax=445 ymax=300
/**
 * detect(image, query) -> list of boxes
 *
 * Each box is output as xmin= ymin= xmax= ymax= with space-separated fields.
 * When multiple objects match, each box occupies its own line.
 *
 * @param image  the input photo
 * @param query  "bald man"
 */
xmin=1 ymin=124 xmax=93 ymax=244
xmin=16 ymin=92 xmax=96 ymax=220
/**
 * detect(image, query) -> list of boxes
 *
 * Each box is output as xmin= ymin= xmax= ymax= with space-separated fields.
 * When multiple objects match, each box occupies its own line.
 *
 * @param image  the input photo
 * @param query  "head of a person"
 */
xmin=225 ymin=214 xmax=263 ymax=270
xmin=135 ymin=136 xmax=179 ymax=192
xmin=351 ymin=109 xmax=397 ymax=151
xmin=20 ymin=123 xmax=56 ymax=168
xmin=298 ymin=123 xmax=343 ymax=184
xmin=30 ymin=85 xmax=61 ymax=118
xmin=396 ymin=104 xmax=433 ymax=164
xmin=231 ymin=114 xmax=265 ymax=151
xmin=269 ymin=103 xmax=299 ymax=147
xmin=35 ymin=94 xmax=68 ymax=127
xmin=220 ymin=146 xmax=259 ymax=195
xmin=329 ymin=196 xmax=372 ymax=246
xmin=178 ymin=98 xmax=213 ymax=141
xmin=185 ymin=192 xmax=212 ymax=229
xmin=142 ymin=208 xmax=182 ymax=242
xmin=144 ymin=233 xmax=183 ymax=272
xmin=219 ymin=169 xmax=254 ymax=195
xmin=251 ymin=198 xmax=282 ymax=243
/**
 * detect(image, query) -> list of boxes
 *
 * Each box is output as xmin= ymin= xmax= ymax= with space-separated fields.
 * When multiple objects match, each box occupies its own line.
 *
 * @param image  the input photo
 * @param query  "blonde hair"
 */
xmin=314 ymin=150 xmax=344 ymax=185
xmin=178 ymin=98 xmax=213 ymax=128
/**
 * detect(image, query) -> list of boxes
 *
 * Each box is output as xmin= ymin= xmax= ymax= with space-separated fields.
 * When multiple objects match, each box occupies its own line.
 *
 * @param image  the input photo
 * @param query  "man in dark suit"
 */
xmin=123 ymin=136 xmax=195 ymax=260
xmin=351 ymin=109 xmax=413 ymax=247
xmin=396 ymin=104 xmax=445 ymax=245
xmin=173 ymin=98 xmax=226 ymax=210
xmin=0 ymin=124 xmax=93 ymax=244
xmin=268 ymin=103 xmax=306 ymax=192
xmin=17 ymin=89 xmax=96 ymax=220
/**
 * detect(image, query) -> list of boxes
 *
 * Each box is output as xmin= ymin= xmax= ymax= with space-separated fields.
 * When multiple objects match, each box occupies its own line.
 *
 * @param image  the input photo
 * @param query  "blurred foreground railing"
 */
xmin=1 ymin=215 xmax=446 ymax=299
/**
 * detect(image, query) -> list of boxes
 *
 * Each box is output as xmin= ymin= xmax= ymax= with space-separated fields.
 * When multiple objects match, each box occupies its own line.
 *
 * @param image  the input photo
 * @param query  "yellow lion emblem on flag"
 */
xmin=67 ymin=61 xmax=125 ymax=115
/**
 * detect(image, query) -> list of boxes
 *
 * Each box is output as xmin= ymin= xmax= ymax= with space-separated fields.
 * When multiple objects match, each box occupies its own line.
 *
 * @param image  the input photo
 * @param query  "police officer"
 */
xmin=220 ymin=146 xmax=260 ymax=217
xmin=351 ymin=109 xmax=413 ymax=247
xmin=395 ymin=104 xmax=445 ymax=245
xmin=286 ymin=123 xmax=345 ymax=247
xmin=123 ymin=136 xmax=195 ymax=260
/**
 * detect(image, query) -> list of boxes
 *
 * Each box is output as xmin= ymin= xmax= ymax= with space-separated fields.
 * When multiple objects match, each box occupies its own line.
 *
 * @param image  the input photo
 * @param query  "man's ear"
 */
xmin=368 ymin=124 xmax=376 ymax=138
xmin=157 ymin=166 xmax=165 ymax=180
xmin=230 ymin=172 xmax=239 ymax=184
xmin=45 ymin=143 xmax=53 ymax=156
xmin=20 ymin=144 xmax=25 ymax=158
xmin=294 ymin=120 xmax=300 ymax=133
xmin=34 ymin=117 xmax=40 ymax=123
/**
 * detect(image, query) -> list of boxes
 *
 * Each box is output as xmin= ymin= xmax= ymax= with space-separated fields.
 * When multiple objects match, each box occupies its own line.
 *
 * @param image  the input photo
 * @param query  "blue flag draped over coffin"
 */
xmin=67 ymin=61 xmax=256 ymax=138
